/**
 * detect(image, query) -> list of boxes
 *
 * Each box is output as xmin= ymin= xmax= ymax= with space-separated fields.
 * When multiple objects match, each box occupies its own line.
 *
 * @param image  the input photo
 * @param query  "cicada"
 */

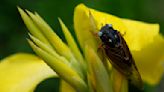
xmin=98 ymin=24 xmax=143 ymax=89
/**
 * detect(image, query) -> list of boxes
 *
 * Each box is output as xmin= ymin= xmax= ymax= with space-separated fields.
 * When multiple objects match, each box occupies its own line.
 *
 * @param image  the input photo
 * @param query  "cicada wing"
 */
xmin=130 ymin=62 xmax=144 ymax=89
xmin=104 ymin=34 xmax=143 ymax=89
xmin=120 ymin=35 xmax=143 ymax=89
xmin=105 ymin=48 xmax=143 ymax=89
xmin=105 ymin=48 xmax=132 ymax=75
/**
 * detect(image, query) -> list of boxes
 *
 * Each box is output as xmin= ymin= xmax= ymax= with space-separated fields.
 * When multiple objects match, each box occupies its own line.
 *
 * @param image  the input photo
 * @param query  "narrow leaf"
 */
xmin=85 ymin=45 xmax=112 ymax=92
xmin=58 ymin=18 xmax=85 ymax=67
xmin=17 ymin=7 xmax=51 ymax=47
xmin=28 ymin=40 xmax=88 ymax=92
xmin=28 ymin=34 xmax=69 ymax=65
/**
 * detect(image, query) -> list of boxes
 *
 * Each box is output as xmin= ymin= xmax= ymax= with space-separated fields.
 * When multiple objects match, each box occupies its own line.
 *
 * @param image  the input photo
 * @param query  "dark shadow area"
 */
xmin=34 ymin=78 xmax=60 ymax=92
xmin=129 ymin=83 xmax=156 ymax=92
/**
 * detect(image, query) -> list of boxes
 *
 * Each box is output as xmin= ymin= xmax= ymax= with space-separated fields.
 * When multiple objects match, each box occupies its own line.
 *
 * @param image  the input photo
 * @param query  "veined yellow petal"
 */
xmin=0 ymin=53 xmax=56 ymax=92
xmin=132 ymin=35 xmax=164 ymax=85
xmin=85 ymin=45 xmax=112 ymax=92
xmin=122 ymin=19 xmax=159 ymax=51
xmin=17 ymin=7 xmax=52 ymax=47
xmin=28 ymin=40 xmax=87 ymax=92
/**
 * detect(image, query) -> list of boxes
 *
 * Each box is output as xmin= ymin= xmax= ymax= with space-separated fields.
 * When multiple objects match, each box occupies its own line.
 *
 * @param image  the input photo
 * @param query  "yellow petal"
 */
xmin=0 ymin=53 xmax=56 ymax=92
xmin=74 ymin=4 xmax=127 ymax=51
xmin=121 ymin=19 xmax=159 ymax=51
xmin=74 ymin=4 xmax=159 ymax=51
xmin=132 ymin=35 xmax=164 ymax=85
xmin=74 ymin=4 xmax=99 ymax=51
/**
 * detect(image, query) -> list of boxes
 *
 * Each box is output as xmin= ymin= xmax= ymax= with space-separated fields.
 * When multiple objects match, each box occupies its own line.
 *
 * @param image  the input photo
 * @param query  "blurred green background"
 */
xmin=0 ymin=0 xmax=164 ymax=92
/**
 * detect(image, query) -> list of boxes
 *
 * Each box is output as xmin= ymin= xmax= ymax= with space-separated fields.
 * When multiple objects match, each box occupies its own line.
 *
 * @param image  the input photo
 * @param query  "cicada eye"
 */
xmin=98 ymin=31 xmax=103 ymax=37
xmin=107 ymin=24 xmax=112 ymax=28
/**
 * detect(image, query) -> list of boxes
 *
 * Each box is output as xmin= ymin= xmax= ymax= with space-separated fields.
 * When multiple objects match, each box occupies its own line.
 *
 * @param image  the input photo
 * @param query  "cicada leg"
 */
xmin=121 ymin=31 xmax=126 ymax=36
xmin=97 ymin=46 xmax=112 ymax=75
xmin=97 ymin=45 xmax=105 ymax=61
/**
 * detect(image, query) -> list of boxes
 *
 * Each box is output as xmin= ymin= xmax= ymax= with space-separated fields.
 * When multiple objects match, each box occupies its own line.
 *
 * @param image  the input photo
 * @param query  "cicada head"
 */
xmin=98 ymin=24 xmax=121 ymax=48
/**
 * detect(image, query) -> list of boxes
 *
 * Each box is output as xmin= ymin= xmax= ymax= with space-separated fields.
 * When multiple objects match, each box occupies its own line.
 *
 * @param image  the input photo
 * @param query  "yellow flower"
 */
xmin=0 ymin=3 xmax=164 ymax=92
xmin=74 ymin=4 xmax=164 ymax=85
xmin=0 ymin=53 xmax=57 ymax=92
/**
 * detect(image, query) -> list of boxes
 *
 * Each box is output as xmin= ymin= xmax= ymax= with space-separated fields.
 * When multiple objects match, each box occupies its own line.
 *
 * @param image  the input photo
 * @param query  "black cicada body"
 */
xmin=98 ymin=24 xmax=143 ymax=89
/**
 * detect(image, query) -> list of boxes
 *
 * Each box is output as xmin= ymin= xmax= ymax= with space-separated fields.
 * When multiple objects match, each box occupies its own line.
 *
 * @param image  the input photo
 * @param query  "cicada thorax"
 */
xmin=98 ymin=24 xmax=143 ymax=89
